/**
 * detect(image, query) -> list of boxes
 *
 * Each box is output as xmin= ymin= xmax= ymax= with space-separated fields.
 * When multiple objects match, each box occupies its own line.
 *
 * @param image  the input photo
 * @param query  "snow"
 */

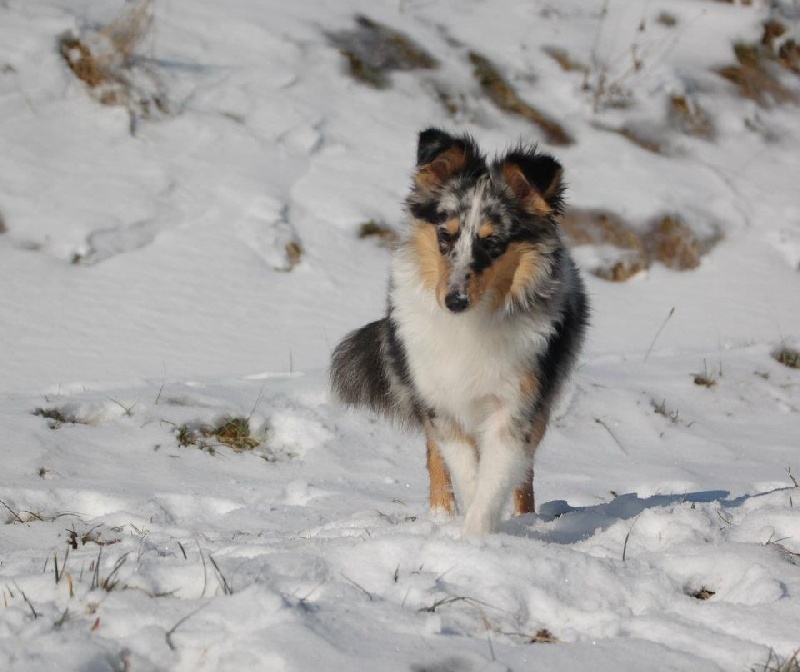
xmin=1 ymin=0 xmax=799 ymax=670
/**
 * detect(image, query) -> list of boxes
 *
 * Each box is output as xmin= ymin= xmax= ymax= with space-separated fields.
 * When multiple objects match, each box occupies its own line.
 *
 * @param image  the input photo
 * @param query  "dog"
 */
xmin=330 ymin=128 xmax=589 ymax=535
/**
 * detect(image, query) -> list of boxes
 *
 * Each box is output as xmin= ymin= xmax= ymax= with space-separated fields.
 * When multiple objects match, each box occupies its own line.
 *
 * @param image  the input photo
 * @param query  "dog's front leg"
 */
xmin=462 ymin=412 xmax=530 ymax=536
xmin=425 ymin=421 xmax=455 ymax=515
xmin=429 ymin=416 xmax=479 ymax=513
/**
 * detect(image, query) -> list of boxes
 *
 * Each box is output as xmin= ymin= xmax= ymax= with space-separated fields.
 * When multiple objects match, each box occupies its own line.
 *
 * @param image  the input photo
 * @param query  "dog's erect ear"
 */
xmin=414 ymin=128 xmax=481 ymax=189
xmin=497 ymin=150 xmax=564 ymax=216
xmin=416 ymin=128 xmax=458 ymax=166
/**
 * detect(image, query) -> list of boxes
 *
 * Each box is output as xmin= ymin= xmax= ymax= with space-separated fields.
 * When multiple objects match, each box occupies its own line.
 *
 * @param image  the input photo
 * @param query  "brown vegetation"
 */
xmin=561 ymin=209 xmax=719 ymax=281
xmin=468 ymin=51 xmax=573 ymax=146
xmin=329 ymin=15 xmax=437 ymax=89
xmin=359 ymin=219 xmax=398 ymax=248
xmin=717 ymin=30 xmax=798 ymax=106
xmin=773 ymin=346 xmax=800 ymax=369
xmin=177 ymin=416 xmax=261 ymax=454
xmin=58 ymin=0 xmax=167 ymax=121
xmin=542 ymin=46 xmax=588 ymax=74
xmin=668 ymin=95 xmax=715 ymax=139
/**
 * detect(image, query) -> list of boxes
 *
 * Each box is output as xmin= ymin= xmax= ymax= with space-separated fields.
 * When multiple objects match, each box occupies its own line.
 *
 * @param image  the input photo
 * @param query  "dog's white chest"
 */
xmin=394 ymin=289 xmax=548 ymax=429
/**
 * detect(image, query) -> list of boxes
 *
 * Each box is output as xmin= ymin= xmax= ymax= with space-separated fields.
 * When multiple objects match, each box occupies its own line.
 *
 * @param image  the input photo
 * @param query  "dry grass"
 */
xmin=778 ymin=40 xmax=800 ymax=75
xmin=752 ymin=650 xmax=800 ymax=672
xmin=688 ymin=586 xmax=716 ymax=600
xmin=529 ymin=628 xmax=559 ymax=644
xmin=561 ymin=208 xmax=647 ymax=282
xmin=358 ymin=219 xmax=398 ymax=248
xmin=283 ymin=241 xmax=303 ymax=271
xmin=329 ymin=15 xmax=437 ymax=89
xmin=100 ymin=0 xmax=154 ymax=64
xmin=176 ymin=416 xmax=261 ymax=454
xmin=615 ymin=125 xmax=664 ymax=154
xmin=1 ymin=499 xmax=76 ymax=525
xmin=693 ymin=363 xmax=718 ymax=388
xmin=773 ymin=346 xmax=800 ymax=369
xmin=562 ymin=209 xmax=719 ymax=281
xmin=468 ymin=51 xmax=573 ymax=146
xmin=717 ymin=38 xmax=797 ymax=107
xmin=33 ymin=407 xmax=85 ymax=429
xmin=668 ymin=94 xmax=715 ymax=139
xmin=656 ymin=12 xmax=678 ymax=28
xmin=542 ymin=46 xmax=588 ymax=74
xmin=59 ymin=0 xmax=167 ymax=124
xmin=646 ymin=215 xmax=708 ymax=271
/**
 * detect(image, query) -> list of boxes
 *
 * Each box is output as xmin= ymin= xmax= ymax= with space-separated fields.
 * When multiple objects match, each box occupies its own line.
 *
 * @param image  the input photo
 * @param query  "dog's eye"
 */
xmin=480 ymin=237 xmax=505 ymax=259
xmin=437 ymin=228 xmax=455 ymax=253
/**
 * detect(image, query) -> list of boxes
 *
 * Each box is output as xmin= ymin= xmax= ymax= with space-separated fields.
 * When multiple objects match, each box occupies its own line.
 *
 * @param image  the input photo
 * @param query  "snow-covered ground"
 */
xmin=1 ymin=0 xmax=799 ymax=670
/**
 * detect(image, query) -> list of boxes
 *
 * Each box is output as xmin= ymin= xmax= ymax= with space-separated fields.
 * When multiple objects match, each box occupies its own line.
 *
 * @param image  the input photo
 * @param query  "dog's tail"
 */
xmin=330 ymin=318 xmax=419 ymax=426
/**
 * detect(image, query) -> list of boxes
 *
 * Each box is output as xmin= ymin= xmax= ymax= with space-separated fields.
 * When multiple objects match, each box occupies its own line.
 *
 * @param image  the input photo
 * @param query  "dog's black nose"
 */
xmin=444 ymin=292 xmax=469 ymax=313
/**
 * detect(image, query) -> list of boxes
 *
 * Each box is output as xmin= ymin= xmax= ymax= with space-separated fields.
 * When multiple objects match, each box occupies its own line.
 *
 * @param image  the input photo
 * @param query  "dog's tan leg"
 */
xmin=513 ymin=409 xmax=551 ymax=516
xmin=514 ymin=470 xmax=535 ymax=515
xmin=426 ymin=423 xmax=455 ymax=515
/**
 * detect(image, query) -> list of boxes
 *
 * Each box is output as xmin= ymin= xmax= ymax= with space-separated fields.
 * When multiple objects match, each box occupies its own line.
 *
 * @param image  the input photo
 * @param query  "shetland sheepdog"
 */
xmin=331 ymin=128 xmax=589 ymax=535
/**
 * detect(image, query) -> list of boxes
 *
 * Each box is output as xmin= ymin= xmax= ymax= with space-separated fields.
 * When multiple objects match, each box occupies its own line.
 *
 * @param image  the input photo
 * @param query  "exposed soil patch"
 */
xmin=329 ymin=15 xmax=437 ymax=89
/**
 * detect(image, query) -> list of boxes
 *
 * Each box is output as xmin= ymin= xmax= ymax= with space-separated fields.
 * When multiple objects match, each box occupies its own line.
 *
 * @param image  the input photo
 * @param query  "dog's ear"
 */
xmin=497 ymin=150 xmax=564 ymax=216
xmin=414 ymin=128 xmax=481 ymax=189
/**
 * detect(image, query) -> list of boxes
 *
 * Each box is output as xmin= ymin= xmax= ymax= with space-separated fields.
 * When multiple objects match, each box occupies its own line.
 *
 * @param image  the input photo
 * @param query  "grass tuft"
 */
xmin=176 ymin=416 xmax=262 ymax=454
xmin=652 ymin=398 xmax=681 ymax=424
xmin=688 ymin=586 xmax=716 ymax=600
xmin=283 ymin=241 xmax=303 ymax=271
xmin=33 ymin=406 xmax=85 ymax=429
xmin=773 ymin=346 xmax=800 ymax=369
xmin=58 ymin=0 xmax=168 ymax=131
xmin=668 ymin=94 xmax=715 ymax=139
xmin=693 ymin=360 xmax=718 ymax=388
xmin=530 ymin=628 xmax=559 ymax=643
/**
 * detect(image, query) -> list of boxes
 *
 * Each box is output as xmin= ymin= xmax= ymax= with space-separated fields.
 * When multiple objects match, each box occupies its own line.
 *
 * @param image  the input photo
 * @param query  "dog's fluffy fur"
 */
xmin=331 ymin=128 xmax=589 ymax=535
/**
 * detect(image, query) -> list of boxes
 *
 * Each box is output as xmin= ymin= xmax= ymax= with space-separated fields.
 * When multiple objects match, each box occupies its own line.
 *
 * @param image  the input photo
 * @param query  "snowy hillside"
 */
xmin=1 ymin=0 xmax=799 ymax=670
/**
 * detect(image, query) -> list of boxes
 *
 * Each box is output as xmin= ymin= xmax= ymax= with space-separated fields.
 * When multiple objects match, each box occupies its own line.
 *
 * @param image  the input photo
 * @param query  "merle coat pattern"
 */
xmin=331 ymin=128 xmax=589 ymax=535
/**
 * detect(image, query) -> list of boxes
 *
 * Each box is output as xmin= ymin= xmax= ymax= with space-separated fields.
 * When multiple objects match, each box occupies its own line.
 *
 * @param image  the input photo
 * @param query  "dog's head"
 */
xmin=405 ymin=128 xmax=564 ymax=314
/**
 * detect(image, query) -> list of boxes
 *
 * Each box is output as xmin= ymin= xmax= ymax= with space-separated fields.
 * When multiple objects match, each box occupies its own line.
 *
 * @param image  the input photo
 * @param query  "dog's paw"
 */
xmin=430 ymin=504 xmax=456 ymax=522
xmin=461 ymin=507 xmax=495 ymax=537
